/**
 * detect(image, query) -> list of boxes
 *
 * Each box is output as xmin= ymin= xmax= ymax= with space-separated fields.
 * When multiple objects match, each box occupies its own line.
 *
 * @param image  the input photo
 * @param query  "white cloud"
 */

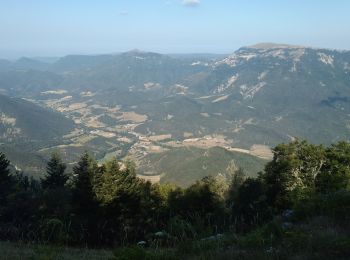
xmin=119 ymin=10 xmax=128 ymax=16
xmin=182 ymin=0 xmax=200 ymax=7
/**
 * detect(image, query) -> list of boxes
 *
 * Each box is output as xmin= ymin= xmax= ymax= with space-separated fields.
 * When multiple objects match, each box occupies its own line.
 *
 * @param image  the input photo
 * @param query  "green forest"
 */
xmin=0 ymin=140 xmax=350 ymax=259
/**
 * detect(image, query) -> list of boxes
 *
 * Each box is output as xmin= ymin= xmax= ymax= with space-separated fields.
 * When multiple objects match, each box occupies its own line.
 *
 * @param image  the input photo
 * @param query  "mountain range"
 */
xmin=1 ymin=43 xmax=349 ymax=185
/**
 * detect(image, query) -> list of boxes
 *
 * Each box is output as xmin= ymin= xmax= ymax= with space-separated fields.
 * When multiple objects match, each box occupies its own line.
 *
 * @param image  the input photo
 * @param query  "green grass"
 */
xmin=0 ymin=242 xmax=113 ymax=260
xmin=2 ymin=215 xmax=349 ymax=260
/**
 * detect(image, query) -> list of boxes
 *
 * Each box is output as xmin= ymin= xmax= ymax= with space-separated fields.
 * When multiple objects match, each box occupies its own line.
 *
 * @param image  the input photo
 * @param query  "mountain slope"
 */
xmin=139 ymin=146 xmax=266 ymax=187
xmin=0 ymin=94 xmax=75 ymax=141
xmin=0 ymin=94 xmax=77 ymax=176
xmin=1 ymin=44 xmax=350 ymax=183
xmin=182 ymin=44 xmax=350 ymax=146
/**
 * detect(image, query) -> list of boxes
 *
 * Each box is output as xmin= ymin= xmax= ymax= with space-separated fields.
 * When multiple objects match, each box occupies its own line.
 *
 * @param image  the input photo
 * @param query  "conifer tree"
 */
xmin=70 ymin=152 xmax=100 ymax=244
xmin=71 ymin=152 xmax=98 ymax=213
xmin=0 ymin=152 xmax=11 ymax=183
xmin=41 ymin=152 xmax=68 ymax=189
xmin=227 ymin=167 xmax=246 ymax=205
xmin=41 ymin=153 xmax=71 ymax=220
xmin=0 ymin=152 xmax=12 ymax=205
xmin=98 ymin=158 xmax=120 ymax=204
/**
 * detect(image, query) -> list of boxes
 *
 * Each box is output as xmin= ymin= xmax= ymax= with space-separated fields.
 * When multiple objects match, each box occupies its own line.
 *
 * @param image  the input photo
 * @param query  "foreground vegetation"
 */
xmin=0 ymin=241 xmax=112 ymax=260
xmin=0 ymin=140 xmax=349 ymax=259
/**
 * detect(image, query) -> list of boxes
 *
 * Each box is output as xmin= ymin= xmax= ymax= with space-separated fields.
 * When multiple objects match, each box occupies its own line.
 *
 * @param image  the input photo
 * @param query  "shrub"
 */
xmin=113 ymin=246 xmax=176 ymax=260
xmin=293 ymin=190 xmax=350 ymax=224
xmin=238 ymin=220 xmax=283 ymax=249
xmin=113 ymin=246 xmax=148 ymax=260
xmin=40 ymin=218 xmax=69 ymax=245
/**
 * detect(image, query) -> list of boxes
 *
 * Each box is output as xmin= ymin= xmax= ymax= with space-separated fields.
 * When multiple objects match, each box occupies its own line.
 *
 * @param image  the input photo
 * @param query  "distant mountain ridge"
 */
xmin=1 ymin=43 xmax=350 ymax=182
xmin=245 ymin=42 xmax=305 ymax=49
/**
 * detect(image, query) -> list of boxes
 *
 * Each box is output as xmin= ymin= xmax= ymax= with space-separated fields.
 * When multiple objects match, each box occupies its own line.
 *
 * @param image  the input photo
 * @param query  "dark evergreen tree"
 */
xmin=0 ymin=152 xmax=10 ymax=176
xmin=227 ymin=167 xmax=246 ymax=207
xmin=173 ymin=176 xmax=225 ymax=228
xmin=234 ymin=178 xmax=270 ymax=227
xmin=71 ymin=152 xmax=99 ymax=245
xmin=0 ymin=152 xmax=13 ymax=208
xmin=5 ymin=173 xmax=42 ymax=239
xmin=40 ymin=153 xmax=71 ymax=224
xmin=71 ymin=153 xmax=98 ymax=213
xmin=41 ymin=152 xmax=68 ymax=189
xmin=97 ymin=158 xmax=120 ymax=204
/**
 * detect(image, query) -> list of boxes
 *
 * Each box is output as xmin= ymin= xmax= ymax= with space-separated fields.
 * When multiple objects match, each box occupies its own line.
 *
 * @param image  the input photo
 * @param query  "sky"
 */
xmin=0 ymin=0 xmax=350 ymax=59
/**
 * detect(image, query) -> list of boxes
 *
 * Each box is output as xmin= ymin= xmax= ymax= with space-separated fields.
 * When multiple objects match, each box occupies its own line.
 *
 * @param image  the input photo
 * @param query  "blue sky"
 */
xmin=0 ymin=0 xmax=349 ymax=58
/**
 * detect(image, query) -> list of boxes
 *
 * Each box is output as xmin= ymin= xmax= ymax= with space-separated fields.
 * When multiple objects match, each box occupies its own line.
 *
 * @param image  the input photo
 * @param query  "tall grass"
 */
xmin=0 ymin=241 xmax=112 ymax=260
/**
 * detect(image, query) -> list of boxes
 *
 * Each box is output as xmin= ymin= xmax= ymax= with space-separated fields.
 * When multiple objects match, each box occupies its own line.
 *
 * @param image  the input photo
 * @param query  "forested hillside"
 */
xmin=0 ymin=140 xmax=349 ymax=259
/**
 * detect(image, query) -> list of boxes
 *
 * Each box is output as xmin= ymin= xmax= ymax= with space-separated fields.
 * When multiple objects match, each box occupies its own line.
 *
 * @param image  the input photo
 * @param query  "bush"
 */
xmin=113 ymin=246 xmax=176 ymax=260
xmin=293 ymin=190 xmax=350 ymax=224
xmin=238 ymin=220 xmax=283 ymax=249
xmin=40 ymin=218 xmax=69 ymax=245
xmin=166 ymin=216 xmax=196 ymax=242
xmin=283 ymin=230 xmax=309 ymax=251
xmin=113 ymin=246 xmax=148 ymax=260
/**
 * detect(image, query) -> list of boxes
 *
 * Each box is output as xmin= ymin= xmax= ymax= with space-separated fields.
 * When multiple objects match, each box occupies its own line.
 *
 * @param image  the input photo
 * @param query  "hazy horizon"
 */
xmin=1 ymin=0 xmax=350 ymax=59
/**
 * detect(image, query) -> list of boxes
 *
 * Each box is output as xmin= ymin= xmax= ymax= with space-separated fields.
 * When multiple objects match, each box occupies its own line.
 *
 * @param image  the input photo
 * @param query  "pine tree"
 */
xmin=70 ymin=152 xmax=100 ymax=245
xmin=0 ymin=152 xmax=11 ymax=182
xmin=40 ymin=153 xmax=71 ymax=220
xmin=98 ymin=158 xmax=120 ymax=204
xmin=71 ymin=152 xmax=97 ymax=213
xmin=124 ymin=158 xmax=137 ymax=177
xmin=0 ymin=152 xmax=12 ymax=205
xmin=41 ymin=152 xmax=68 ymax=189
xmin=227 ymin=167 xmax=246 ymax=205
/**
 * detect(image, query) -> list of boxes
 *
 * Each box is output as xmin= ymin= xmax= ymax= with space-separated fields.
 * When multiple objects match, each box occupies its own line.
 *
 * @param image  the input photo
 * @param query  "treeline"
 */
xmin=0 ymin=140 xmax=349 ymax=248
